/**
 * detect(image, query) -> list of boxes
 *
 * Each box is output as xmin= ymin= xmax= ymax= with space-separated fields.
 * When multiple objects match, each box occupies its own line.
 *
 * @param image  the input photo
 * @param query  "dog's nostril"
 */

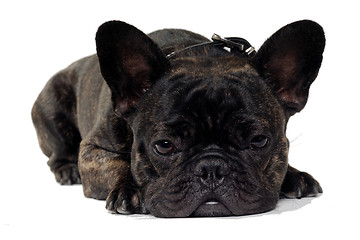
xmin=215 ymin=168 xmax=224 ymax=180
xmin=200 ymin=170 xmax=208 ymax=180
xmin=200 ymin=167 xmax=224 ymax=180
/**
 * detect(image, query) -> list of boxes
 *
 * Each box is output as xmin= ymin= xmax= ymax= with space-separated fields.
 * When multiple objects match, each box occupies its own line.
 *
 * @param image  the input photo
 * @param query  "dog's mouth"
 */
xmin=191 ymin=199 xmax=232 ymax=217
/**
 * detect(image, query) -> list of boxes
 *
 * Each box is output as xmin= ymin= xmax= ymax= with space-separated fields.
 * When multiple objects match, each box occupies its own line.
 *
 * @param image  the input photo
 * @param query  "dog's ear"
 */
xmin=253 ymin=20 xmax=325 ymax=117
xmin=96 ymin=21 xmax=170 ymax=116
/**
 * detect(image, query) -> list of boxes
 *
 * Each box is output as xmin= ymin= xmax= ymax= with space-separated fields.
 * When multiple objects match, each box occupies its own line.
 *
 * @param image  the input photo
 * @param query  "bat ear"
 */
xmin=96 ymin=21 xmax=170 ymax=116
xmin=253 ymin=20 xmax=325 ymax=117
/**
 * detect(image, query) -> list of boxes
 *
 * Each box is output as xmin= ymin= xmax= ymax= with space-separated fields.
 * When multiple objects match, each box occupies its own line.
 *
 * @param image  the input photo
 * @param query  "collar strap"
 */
xmin=166 ymin=33 xmax=256 ymax=59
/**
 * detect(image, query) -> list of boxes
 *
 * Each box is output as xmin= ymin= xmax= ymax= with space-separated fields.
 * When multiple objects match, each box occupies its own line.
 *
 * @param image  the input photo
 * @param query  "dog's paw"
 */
xmin=106 ymin=187 xmax=148 ymax=214
xmin=54 ymin=163 xmax=81 ymax=185
xmin=280 ymin=167 xmax=322 ymax=199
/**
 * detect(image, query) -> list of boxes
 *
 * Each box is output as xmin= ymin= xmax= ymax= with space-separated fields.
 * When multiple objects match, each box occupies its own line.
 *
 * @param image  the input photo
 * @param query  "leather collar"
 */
xmin=166 ymin=33 xmax=256 ymax=59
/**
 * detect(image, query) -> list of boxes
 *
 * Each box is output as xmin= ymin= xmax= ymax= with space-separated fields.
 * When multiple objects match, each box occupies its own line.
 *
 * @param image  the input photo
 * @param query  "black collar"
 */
xmin=166 ymin=33 xmax=256 ymax=59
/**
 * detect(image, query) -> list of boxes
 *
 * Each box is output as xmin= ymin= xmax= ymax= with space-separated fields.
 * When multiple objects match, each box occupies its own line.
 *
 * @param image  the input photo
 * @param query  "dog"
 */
xmin=32 ymin=20 xmax=325 ymax=217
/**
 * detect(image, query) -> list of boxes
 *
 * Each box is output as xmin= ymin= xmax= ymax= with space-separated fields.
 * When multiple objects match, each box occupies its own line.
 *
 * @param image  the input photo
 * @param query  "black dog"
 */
xmin=32 ymin=20 xmax=325 ymax=217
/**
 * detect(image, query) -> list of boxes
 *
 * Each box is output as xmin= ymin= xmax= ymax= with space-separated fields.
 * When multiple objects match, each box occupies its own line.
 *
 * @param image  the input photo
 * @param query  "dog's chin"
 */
xmin=191 ymin=200 xmax=232 ymax=217
xmin=189 ymin=194 xmax=279 ymax=217
xmin=147 ymin=195 xmax=278 ymax=217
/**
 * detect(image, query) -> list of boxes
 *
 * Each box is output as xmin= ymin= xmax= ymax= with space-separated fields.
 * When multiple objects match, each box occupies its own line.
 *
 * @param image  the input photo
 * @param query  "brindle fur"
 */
xmin=32 ymin=20 xmax=324 ymax=217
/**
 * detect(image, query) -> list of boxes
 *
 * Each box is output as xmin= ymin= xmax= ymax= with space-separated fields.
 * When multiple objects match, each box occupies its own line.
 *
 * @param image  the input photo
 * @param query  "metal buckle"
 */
xmin=245 ymin=46 xmax=256 ymax=55
xmin=212 ymin=33 xmax=255 ymax=56
xmin=212 ymin=33 xmax=245 ymax=51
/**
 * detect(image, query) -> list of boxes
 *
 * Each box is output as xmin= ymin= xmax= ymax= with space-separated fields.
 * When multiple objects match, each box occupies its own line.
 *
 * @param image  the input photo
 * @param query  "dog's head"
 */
xmin=96 ymin=20 xmax=325 ymax=217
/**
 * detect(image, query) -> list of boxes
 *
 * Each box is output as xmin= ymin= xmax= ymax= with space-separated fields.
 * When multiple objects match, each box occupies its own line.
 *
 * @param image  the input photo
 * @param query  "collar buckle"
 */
xmin=212 ymin=33 xmax=256 ymax=56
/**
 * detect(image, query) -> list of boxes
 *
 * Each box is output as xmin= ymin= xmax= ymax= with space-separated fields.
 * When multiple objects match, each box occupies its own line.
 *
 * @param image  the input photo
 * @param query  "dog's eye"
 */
xmin=154 ymin=140 xmax=176 ymax=155
xmin=249 ymin=135 xmax=269 ymax=150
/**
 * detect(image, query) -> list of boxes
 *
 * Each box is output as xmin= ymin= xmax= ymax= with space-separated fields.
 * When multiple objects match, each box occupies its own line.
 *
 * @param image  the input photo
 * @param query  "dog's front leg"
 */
xmin=78 ymin=140 xmax=147 ymax=214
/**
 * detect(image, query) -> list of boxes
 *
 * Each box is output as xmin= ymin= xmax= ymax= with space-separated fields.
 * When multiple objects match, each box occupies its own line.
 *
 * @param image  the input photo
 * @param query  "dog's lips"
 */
xmin=191 ymin=199 xmax=232 ymax=217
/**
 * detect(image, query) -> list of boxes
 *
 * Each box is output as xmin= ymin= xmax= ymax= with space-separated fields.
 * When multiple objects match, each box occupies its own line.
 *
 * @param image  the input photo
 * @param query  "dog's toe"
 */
xmin=54 ymin=163 xmax=81 ymax=185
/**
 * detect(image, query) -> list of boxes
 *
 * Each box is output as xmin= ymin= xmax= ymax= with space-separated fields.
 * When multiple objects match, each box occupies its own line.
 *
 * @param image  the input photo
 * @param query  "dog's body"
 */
xmin=32 ymin=20 xmax=325 ymax=217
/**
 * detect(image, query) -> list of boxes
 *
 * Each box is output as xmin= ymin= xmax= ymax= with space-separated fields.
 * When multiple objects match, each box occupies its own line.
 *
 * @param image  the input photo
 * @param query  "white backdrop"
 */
xmin=1 ymin=0 xmax=359 ymax=239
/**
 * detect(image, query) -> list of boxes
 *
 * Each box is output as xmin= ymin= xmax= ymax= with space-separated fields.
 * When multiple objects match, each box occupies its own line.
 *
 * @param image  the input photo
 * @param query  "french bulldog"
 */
xmin=32 ymin=19 xmax=325 ymax=217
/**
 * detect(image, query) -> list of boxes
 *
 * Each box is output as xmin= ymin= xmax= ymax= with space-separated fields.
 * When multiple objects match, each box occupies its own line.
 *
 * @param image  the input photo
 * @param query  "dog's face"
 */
xmin=129 ymin=58 xmax=289 ymax=217
xmin=96 ymin=20 xmax=325 ymax=217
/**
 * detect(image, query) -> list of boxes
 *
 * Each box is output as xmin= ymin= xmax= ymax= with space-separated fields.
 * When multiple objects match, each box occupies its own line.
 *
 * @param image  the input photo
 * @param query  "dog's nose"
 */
xmin=193 ymin=158 xmax=230 ymax=189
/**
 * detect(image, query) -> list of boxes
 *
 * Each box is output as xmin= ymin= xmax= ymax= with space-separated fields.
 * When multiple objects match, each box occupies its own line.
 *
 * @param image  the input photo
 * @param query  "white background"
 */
xmin=1 ymin=0 xmax=359 ymax=239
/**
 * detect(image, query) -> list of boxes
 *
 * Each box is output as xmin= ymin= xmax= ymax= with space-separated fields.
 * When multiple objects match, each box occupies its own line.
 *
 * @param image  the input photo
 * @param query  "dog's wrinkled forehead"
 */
xmin=140 ymin=56 xmax=283 ymax=130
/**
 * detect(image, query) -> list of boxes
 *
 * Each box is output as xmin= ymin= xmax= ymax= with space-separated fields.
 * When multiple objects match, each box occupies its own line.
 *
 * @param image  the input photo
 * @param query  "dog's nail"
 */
xmin=296 ymin=187 xmax=302 ymax=199
xmin=116 ymin=200 xmax=131 ymax=214
xmin=106 ymin=201 xmax=117 ymax=213
xmin=313 ymin=184 xmax=323 ymax=195
xmin=318 ymin=185 xmax=323 ymax=194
